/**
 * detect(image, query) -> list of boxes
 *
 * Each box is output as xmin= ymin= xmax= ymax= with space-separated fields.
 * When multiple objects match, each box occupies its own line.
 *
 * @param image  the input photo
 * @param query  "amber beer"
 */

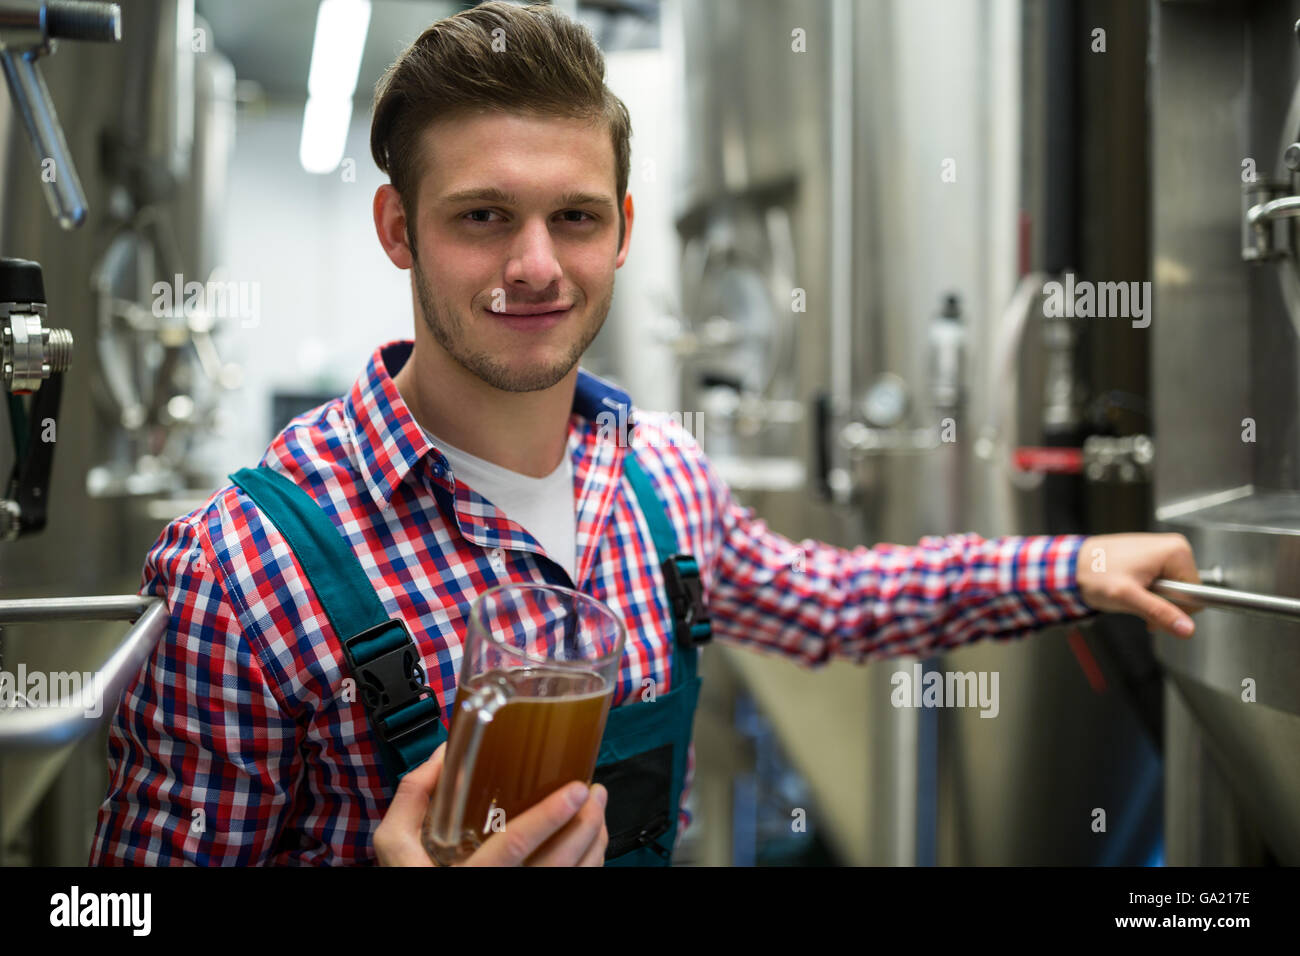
xmin=450 ymin=666 xmax=614 ymax=840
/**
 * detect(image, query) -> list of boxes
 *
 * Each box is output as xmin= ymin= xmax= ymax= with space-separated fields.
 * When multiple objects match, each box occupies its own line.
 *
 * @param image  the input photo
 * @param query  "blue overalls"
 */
xmin=228 ymin=443 xmax=710 ymax=866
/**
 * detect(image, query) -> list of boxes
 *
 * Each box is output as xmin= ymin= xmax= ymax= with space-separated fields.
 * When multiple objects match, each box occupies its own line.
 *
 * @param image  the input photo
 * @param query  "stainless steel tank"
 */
xmin=1151 ymin=0 xmax=1300 ymax=865
xmin=667 ymin=0 xmax=1161 ymax=864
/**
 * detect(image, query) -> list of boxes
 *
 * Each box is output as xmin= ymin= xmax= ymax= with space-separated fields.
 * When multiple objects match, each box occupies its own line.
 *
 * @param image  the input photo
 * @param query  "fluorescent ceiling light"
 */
xmin=300 ymin=96 xmax=353 ymax=174
xmin=300 ymin=0 xmax=371 ymax=173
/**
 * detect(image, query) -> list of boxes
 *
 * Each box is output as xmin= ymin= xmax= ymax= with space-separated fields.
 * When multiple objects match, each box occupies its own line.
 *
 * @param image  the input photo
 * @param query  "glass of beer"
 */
xmin=422 ymin=582 xmax=626 ymax=865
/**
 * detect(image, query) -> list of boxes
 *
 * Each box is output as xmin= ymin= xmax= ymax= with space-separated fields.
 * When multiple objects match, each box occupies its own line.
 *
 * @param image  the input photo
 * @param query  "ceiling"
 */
xmin=194 ymin=0 xmax=660 ymax=103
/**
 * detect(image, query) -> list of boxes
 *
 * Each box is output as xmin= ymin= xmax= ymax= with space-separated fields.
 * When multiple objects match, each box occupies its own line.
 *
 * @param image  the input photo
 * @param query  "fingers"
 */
xmin=1163 ymin=533 xmax=1207 ymax=614
xmin=528 ymin=783 xmax=608 ymax=867
xmin=391 ymin=742 xmax=445 ymax=812
xmin=374 ymin=742 xmax=446 ymax=866
xmin=1123 ymin=581 xmax=1195 ymax=638
xmin=464 ymin=781 xmax=591 ymax=866
xmin=574 ymin=817 xmax=610 ymax=867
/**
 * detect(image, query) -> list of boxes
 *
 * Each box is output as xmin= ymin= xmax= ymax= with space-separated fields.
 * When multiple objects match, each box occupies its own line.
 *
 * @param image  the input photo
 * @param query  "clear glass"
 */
xmin=421 ymin=582 xmax=626 ymax=865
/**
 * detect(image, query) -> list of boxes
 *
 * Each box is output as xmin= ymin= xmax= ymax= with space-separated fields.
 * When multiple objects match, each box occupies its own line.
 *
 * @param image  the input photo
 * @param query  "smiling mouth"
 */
xmin=487 ymin=306 xmax=573 ymax=319
xmin=486 ymin=306 xmax=572 ymax=317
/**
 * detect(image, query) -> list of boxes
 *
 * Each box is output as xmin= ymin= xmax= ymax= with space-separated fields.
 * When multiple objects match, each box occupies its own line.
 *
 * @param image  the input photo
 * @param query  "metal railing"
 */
xmin=1153 ymin=566 xmax=1300 ymax=623
xmin=0 ymin=595 xmax=166 ymax=748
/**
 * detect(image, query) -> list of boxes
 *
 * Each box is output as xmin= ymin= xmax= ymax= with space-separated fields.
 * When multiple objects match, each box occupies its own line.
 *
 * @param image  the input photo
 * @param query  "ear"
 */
xmin=615 ymin=191 xmax=634 ymax=269
xmin=374 ymin=184 xmax=414 ymax=270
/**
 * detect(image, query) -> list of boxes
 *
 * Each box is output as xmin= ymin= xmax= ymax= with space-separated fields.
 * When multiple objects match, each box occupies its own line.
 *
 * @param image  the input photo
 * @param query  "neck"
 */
xmin=392 ymin=340 xmax=576 ymax=479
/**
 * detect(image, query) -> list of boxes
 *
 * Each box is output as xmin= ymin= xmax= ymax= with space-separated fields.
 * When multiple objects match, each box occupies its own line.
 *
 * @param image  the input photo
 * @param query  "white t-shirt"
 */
xmin=421 ymin=426 xmax=578 ymax=583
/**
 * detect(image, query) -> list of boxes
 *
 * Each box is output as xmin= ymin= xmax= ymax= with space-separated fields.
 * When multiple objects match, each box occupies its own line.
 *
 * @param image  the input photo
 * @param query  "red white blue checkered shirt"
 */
xmin=90 ymin=339 xmax=1097 ymax=865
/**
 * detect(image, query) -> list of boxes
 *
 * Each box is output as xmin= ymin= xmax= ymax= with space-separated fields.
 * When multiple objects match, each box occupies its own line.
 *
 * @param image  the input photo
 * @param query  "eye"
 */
xmin=463 ymin=209 xmax=502 ymax=224
xmin=558 ymin=210 xmax=596 ymax=223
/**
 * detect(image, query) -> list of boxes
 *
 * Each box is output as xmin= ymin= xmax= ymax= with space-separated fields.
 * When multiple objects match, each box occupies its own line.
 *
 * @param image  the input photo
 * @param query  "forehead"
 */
xmin=417 ymin=110 xmax=616 ymax=202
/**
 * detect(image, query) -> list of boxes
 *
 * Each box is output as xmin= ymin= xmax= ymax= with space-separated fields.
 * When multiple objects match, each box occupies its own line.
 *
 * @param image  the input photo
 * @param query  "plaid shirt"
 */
xmin=90 ymin=339 xmax=1096 ymax=866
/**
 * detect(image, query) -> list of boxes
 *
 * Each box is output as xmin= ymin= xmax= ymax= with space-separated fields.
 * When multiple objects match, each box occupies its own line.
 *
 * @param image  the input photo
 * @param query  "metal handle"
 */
xmin=1151 ymin=568 xmax=1300 ymax=622
xmin=0 ymin=595 xmax=166 ymax=749
xmin=1247 ymin=193 xmax=1300 ymax=226
xmin=0 ymin=46 xmax=88 ymax=228
xmin=0 ymin=0 xmax=122 ymax=229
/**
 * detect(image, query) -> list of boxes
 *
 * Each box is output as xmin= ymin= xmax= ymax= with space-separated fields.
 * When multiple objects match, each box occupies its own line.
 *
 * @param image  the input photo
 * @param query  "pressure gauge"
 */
xmin=861 ymin=374 xmax=909 ymax=428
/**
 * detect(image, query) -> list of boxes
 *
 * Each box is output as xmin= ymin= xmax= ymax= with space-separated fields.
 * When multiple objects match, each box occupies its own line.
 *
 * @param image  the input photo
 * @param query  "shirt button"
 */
xmin=489 ymin=547 xmax=506 ymax=571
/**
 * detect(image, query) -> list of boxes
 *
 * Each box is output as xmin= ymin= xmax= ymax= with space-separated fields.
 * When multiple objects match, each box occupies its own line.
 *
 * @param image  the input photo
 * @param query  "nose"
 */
xmin=503 ymin=217 xmax=563 ymax=291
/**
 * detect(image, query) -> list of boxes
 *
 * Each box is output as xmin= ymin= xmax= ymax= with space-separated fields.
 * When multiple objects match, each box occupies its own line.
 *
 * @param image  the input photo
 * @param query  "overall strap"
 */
xmin=228 ymin=466 xmax=446 ymax=788
xmin=621 ymin=451 xmax=712 ymax=685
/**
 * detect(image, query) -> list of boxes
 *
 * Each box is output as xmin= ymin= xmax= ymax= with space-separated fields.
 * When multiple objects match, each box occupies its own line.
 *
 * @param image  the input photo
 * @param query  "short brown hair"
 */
xmin=370 ymin=0 xmax=632 ymax=249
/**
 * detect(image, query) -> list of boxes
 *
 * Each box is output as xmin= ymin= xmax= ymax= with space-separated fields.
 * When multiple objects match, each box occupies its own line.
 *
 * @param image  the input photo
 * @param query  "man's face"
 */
xmin=404 ymin=111 xmax=630 ymax=393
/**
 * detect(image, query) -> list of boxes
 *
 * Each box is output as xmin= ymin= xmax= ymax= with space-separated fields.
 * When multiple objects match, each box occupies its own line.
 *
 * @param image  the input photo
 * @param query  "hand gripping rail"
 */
xmin=1152 ymin=566 xmax=1300 ymax=623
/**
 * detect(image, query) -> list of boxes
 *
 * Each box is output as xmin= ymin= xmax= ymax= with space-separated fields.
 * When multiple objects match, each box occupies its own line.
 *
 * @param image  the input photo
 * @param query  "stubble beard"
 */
xmin=412 ymin=257 xmax=612 ymax=393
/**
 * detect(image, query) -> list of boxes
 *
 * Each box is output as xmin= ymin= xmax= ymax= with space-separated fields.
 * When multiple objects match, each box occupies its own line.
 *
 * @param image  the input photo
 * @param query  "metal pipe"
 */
xmin=1152 ymin=578 xmax=1300 ymax=623
xmin=0 ymin=597 xmax=165 ymax=748
xmin=1247 ymin=194 xmax=1300 ymax=225
xmin=1043 ymin=0 xmax=1079 ymax=275
xmin=0 ymin=0 xmax=122 ymax=228
xmin=828 ymin=0 xmax=853 ymax=450
xmin=0 ymin=47 xmax=88 ymax=228
xmin=0 ymin=593 xmax=156 ymax=623
xmin=46 ymin=0 xmax=122 ymax=41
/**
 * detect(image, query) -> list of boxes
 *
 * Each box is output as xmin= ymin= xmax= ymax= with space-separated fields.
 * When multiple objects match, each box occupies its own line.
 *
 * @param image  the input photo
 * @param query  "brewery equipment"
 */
xmin=1149 ymin=0 xmax=1300 ymax=865
xmin=0 ymin=0 xmax=234 ymax=865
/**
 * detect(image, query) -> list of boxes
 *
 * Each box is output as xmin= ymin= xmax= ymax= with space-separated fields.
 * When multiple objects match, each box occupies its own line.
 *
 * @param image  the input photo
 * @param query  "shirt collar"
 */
xmin=343 ymin=339 xmax=634 ymax=512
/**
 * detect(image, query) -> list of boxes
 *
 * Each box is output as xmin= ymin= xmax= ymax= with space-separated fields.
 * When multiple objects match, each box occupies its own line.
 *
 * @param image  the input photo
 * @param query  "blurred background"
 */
xmin=0 ymin=0 xmax=1296 ymax=866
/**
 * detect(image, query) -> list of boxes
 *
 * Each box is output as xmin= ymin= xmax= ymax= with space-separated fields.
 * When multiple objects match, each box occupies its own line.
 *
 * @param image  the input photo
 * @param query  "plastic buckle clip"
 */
xmin=342 ymin=618 xmax=440 ymax=737
xmin=661 ymin=554 xmax=712 ymax=647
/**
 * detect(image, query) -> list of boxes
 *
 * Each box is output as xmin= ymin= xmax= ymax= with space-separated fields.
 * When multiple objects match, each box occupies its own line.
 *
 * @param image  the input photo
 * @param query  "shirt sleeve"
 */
xmin=698 ymin=455 xmax=1100 ymax=667
xmin=89 ymin=514 xmax=301 ymax=866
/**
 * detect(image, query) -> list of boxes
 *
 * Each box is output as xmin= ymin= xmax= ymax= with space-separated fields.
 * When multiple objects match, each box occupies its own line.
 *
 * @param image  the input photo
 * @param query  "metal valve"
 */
xmin=0 ymin=257 xmax=73 ymax=539
xmin=0 ymin=258 xmax=73 ymax=393
xmin=3 ymin=317 xmax=73 ymax=394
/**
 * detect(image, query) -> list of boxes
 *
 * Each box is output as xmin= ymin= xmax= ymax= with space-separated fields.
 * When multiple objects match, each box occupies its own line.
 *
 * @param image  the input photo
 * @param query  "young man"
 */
xmin=91 ymin=2 xmax=1201 ymax=867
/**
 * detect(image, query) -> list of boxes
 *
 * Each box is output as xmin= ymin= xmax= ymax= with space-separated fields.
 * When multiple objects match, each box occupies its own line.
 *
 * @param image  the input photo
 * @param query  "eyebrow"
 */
xmin=438 ymin=186 xmax=616 ymax=211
